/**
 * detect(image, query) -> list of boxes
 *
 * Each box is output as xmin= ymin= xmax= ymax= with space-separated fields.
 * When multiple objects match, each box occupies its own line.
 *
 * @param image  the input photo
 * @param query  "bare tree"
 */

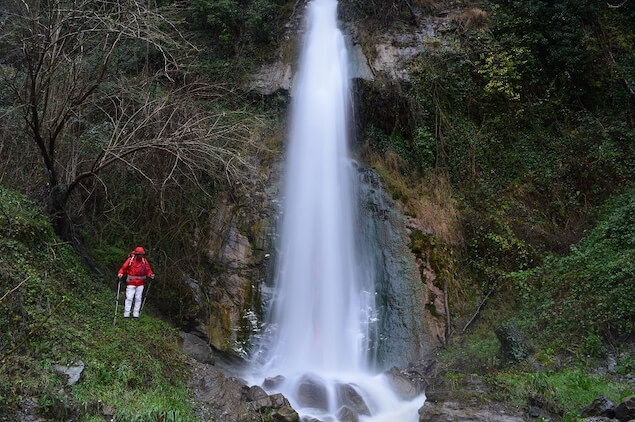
xmin=0 ymin=0 xmax=256 ymax=242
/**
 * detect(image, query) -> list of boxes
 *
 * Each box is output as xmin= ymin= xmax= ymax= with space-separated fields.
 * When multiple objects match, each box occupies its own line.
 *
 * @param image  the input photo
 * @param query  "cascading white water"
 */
xmin=248 ymin=0 xmax=425 ymax=420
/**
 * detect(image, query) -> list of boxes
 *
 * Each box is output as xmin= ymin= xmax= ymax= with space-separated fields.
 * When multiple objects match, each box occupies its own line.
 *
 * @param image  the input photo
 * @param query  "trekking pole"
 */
xmin=140 ymin=278 xmax=152 ymax=312
xmin=113 ymin=279 xmax=122 ymax=326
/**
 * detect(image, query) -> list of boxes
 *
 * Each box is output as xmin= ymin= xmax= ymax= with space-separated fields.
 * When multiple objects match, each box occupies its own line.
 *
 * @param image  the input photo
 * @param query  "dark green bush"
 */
xmin=190 ymin=0 xmax=285 ymax=48
xmin=512 ymin=188 xmax=635 ymax=351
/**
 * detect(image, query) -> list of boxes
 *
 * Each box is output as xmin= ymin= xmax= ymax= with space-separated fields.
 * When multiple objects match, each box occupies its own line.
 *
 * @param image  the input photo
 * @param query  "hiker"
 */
xmin=117 ymin=246 xmax=155 ymax=318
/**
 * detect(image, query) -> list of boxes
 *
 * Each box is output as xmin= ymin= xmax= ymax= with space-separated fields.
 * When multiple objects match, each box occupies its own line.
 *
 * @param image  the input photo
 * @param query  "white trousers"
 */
xmin=124 ymin=285 xmax=144 ymax=317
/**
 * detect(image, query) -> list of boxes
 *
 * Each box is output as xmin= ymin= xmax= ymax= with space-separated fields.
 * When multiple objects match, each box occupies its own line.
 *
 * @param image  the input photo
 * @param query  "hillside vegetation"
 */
xmin=0 ymin=0 xmax=633 ymax=420
xmin=0 ymin=187 xmax=195 ymax=421
xmin=348 ymin=0 xmax=634 ymax=418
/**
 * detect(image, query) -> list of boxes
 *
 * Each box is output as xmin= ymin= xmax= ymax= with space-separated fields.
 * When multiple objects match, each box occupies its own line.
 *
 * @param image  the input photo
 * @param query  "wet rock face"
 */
xmin=384 ymin=366 xmax=426 ymax=401
xmin=358 ymin=167 xmax=439 ymax=367
xmin=295 ymin=375 xmax=329 ymax=411
xmin=183 ymin=166 xmax=278 ymax=355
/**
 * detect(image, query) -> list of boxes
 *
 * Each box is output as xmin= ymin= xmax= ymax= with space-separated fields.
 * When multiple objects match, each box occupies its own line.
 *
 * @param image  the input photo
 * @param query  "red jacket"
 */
xmin=118 ymin=254 xmax=154 ymax=286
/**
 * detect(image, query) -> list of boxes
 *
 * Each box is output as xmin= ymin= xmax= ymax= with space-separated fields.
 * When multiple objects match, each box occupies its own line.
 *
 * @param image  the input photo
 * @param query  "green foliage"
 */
xmin=477 ymin=47 xmax=528 ymax=102
xmin=511 ymin=189 xmax=635 ymax=351
xmin=439 ymin=327 xmax=501 ymax=373
xmin=466 ymin=199 xmax=537 ymax=291
xmin=190 ymin=0 xmax=285 ymax=49
xmin=0 ymin=187 xmax=54 ymax=242
xmin=0 ymin=186 xmax=195 ymax=421
xmin=489 ymin=368 xmax=632 ymax=421
xmin=412 ymin=126 xmax=436 ymax=171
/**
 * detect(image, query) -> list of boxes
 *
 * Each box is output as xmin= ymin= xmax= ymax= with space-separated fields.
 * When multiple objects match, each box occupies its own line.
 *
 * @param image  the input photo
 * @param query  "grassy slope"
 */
xmin=435 ymin=189 xmax=634 ymax=421
xmin=0 ymin=186 xmax=196 ymax=421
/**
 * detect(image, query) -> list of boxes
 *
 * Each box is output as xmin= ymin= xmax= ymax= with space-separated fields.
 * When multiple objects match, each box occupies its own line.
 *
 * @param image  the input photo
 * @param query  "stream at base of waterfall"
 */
xmin=245 ymin=0 xmax=425 ymax=420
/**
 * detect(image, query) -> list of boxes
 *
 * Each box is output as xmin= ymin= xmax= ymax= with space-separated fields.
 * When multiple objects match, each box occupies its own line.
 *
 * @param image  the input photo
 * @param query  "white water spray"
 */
xmin=249 ymin=0 xmax=425 ymax=420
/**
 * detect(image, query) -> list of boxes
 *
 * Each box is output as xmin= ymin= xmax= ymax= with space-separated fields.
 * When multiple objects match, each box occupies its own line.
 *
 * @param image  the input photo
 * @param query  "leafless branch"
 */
xmin=607 ymin=0 xmax=627 ymax=8
xmin=462 ymin=286 xmax=496 ymax=333
xmin=0 ymin=276 xmax=31 ymax=303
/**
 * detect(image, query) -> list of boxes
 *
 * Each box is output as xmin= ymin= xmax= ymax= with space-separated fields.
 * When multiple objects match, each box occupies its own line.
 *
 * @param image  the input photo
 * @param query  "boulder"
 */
xmin=248 ymin=393 xmax=291 ymax=411
xmin=295 ymin=375 xmax=329 ymax=411
xmin=52 ymin=360 xmax=84 ymax=386
xmin=270 ymin=393 xmax=292 ymax=408
xmin=335 ymin=383 xmax=371 ymax=416
xmin=385 ymin=366 xmax=426 ymax=400
xmin=580 ymin=395 xmax=617 ymax=418
xmin=495 ymin=323 xmax=530 ymax=363
xmin=245 ymin=385 xmax=268 ymax=402
xmin=191 ymin=364 xmax=249 ymax=418
xmin=179 ymin=332 xmax=215 ymax=364
xmin=264 ymin=375 xmax=286 ymax=390
xmin=271 ymin=406 xmax=300 ymax=422
xmin=614 ymin=395 xmax=635 ymax=421
xmin=337 ymin=406 xmax=359 ymax=422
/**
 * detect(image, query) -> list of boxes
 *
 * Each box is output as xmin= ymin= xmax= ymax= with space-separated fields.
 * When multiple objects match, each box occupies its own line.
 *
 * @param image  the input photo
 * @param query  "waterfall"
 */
xmin=248 ymin=0 xmax=425 ymax=420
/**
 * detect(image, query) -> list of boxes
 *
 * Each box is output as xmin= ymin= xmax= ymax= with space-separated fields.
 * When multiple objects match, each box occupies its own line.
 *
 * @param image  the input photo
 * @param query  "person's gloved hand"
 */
xmin=151 ymin=274 xmax=155 ymax=280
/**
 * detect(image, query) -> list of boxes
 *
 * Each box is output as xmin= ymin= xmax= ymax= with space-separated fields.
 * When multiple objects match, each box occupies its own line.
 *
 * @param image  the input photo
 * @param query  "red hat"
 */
xmin=133 ymin=246 xmax=145 ymax=255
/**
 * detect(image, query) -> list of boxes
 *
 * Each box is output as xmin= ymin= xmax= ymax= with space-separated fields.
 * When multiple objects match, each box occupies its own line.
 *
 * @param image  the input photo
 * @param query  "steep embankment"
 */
xmin=0 ymin=187 xmax=195 ymax=421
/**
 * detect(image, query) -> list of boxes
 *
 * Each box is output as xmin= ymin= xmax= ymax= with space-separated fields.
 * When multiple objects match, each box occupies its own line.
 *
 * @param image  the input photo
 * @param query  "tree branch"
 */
xmin=462 ymin=286 xmax=496 ymax=333
xmin=0 ymin=276 xmax=31 ymax=303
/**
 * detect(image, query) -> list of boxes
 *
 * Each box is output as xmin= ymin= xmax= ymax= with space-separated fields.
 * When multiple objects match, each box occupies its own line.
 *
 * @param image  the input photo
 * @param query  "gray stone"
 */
xmin=581 ymin=395 xmax=617 ymax=418
xmin=295 ymin=375 xmax=329 ymax=411
xmin=269 ymin=393 xmax=291 ymax=408
xmin=180 ymin=332 xmax=215 ymax=364
xmin=358 ymin=168 xmax=438 ymax=366
xmin=191 ymin=364 xmax=250 ymax=418
xmin=580 ymin=418 xmax=619 ymax=422
xmin=271 ymin=406 xmax=300 ymax=422
xmin=385 ymin=366 xmax=425 ymax=400
xmin=337 ymin=406 xmax=359 ymax=422
xmin=249 ymin=396 xmax=273 ymax=411
xmin=418 ymin=401 xmax=524 ymax=421
xmin=348 ymin=41 xmax=374 ymax=81
xmin=614 ymin=395 xmax=635 ymax=421
xmin=263 ymin=375 xmax=286 ymax=390
xmin=246 ymin=385 xmax=268 ymax=402
xmin=52 ymin=360 xmax=84 ymax=385
xmin=335 ymin=383 xmax=371 ymax=416
xmin=249 ymin=61 xmax=293 ymax=95
xmin=248 ymin=392 xmax=291 ymax=412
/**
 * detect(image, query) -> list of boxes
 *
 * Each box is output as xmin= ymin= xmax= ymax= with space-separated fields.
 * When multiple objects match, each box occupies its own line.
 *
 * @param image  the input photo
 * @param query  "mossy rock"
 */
xmin=495 ymin=322 xmax=531 ymax=364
